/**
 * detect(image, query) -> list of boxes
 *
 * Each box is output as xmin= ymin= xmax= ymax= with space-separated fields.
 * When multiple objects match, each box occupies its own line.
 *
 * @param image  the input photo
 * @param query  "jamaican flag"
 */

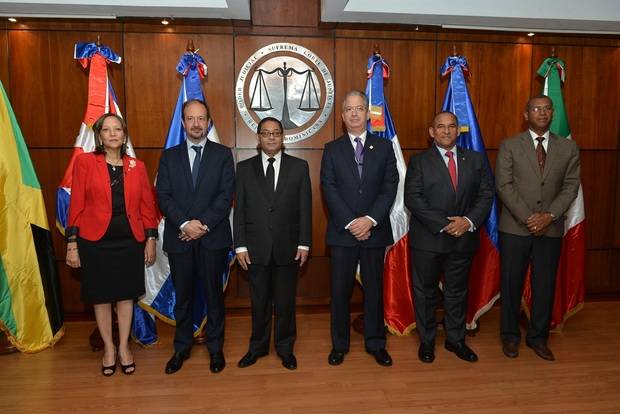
xmin=0 ymin=80 xmax=64 ymax=352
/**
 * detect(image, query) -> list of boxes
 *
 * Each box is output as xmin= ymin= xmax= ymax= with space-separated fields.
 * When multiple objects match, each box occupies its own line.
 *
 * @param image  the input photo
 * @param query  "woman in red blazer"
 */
xmin=66 ymin=113 xmax=158 ymax=376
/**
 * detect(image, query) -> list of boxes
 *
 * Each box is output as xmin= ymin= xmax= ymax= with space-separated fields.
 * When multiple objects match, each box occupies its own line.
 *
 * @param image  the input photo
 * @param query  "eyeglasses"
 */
xmin=530 ymin=105 xmax=553 ymax=113
xmin=259 ymin=130 xmax=283 ymax=138
xmin=344 ymin=105 xmax=367 ymax=113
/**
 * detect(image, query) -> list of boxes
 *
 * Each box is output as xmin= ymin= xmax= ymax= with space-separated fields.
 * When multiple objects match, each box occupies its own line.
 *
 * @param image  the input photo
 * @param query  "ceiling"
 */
xmin=0 ymin=0 xmax=619 ymax=34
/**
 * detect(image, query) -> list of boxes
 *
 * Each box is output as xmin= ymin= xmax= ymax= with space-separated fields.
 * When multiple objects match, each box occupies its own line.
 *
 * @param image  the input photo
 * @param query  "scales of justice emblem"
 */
xmin=236 ymin=43 xmax=334 ymax=143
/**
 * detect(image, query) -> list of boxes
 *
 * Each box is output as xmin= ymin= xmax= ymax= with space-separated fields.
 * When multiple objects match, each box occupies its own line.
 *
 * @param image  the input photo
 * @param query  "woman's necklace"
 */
xmin=106 ymin=156 xmax=122 ymax=171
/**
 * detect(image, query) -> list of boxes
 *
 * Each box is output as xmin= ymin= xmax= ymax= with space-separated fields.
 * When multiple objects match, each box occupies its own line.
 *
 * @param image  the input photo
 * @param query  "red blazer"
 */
xmin=67 ymin=152 xmax=158 ymax=242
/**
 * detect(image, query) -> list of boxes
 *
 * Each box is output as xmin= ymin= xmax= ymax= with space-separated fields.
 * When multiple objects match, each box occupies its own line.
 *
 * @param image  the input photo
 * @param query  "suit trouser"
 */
xmin=168 ymin=244 xmax=228 ymax=354
xmin=411 ymin=249 xmax=473 ymax=346
xmin=499 ymin=232 xmax=562 ymax=345
xmin=330 ymin=246 xmax=386 ymax=352
xmin=247 ymin=258 xmax=298 ymax=356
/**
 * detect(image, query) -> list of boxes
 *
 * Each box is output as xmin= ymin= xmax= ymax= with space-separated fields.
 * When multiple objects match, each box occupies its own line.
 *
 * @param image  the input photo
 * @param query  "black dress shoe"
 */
xmin=444 ymin=341 xmax=478 ymax=362
xmin=328 ymin=349 xmax=345 ymax=366
xmin=368 ymin=348 xmax=393 ymax=367
xmin=502 ymin=341 xmax=519 ymax=358
xmin=279 ymin=353 xmax=297 ymax=370
xmin=238 ymin=351 xmax=266 ymax=368
xmin=418 ymin=343 xmax=435 ymax=363
xmin=527 ymin=342 xmax=555 ymax=361
xmin=210 ymin=351 xmax=226 ymax=373
xmin=165 ymin=350 xmax=190 ymax=374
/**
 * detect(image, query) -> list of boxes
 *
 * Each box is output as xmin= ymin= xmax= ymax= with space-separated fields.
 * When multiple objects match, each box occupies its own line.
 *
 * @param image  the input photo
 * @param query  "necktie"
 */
xmin=446 ymin=150 xmax=457 ymax=191
xmin=536 ymin=137 xmax=546 ymax=173
xmin=354 ymin=137 xmax=364 ymax=178
xmin=191 ymin=145 xmax=202 ymax=188
xmin=266 ymin=157 xmax=275 ymax=193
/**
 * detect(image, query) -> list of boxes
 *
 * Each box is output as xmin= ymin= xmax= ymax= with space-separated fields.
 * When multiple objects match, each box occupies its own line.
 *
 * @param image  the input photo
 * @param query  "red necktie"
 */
xmin=446 ymin=150 xmax=457 ymax=191
xmin=536 ymin=137 xmax=546 ymax=173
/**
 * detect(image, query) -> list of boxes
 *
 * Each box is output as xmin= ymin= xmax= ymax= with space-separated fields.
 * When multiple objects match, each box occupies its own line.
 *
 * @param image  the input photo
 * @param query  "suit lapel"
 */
xmin=95 ymin=154 xmax=112 ymax=206
xmin=519 ymin=133 xmax=542 ymax=179
xmin=273 ymin=153 xmax=290 ymax=205
xmin=178 ymin=142 xmax=194 ymax=190
xmin=431 ymin=146 xmax=456 ymax=195
xmin=338 ymin=135 xmax=362 ymax=185
xmin=252 ymin=154 xmax=273 ymax=203
xmin=542 ymin=134 xmax=558 ymax=181
xmin=455 ymin=147 xmax=468 ymax=200
xmin=195 ymin=139 xmax=211 ymax=190
xmin=360 ymin=135 xmax=374 ymax=184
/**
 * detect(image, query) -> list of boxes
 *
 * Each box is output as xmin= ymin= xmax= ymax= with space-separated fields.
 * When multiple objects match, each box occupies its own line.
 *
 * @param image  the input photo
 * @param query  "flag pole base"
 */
xmin=0 ymin=331 xmax=18 ymax=354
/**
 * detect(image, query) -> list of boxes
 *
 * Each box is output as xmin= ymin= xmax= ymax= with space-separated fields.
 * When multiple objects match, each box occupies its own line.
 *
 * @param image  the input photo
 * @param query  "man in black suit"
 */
xmin=320 ymin=90 xmax=398 ymax=367
xmin=234 ymin=117 xmax=312 ymax=371
xmin=157 ymin=99 xmax=235 ymax=374
xmin=404 ymin=111 xmax=493 ymax=363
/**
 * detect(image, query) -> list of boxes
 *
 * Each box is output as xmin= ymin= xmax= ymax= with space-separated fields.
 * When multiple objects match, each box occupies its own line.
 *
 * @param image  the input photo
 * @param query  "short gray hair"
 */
xmin=342 ymin=90 xmax=369 ymax=111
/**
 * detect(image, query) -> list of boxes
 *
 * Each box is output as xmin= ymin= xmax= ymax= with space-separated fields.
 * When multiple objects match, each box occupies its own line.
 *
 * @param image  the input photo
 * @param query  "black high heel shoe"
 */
xmin=119 ymin=349 xmax=136 ymax=375
xmin=102 ymin=360 xmax=116 ymax=376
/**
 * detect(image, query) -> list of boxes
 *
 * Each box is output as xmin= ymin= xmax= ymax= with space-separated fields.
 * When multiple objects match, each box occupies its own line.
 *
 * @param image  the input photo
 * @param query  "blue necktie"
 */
xmin=191 ymin=145 xmax=202 ymax=188
xmin=354 ymin=137 xmax=364 ymax=178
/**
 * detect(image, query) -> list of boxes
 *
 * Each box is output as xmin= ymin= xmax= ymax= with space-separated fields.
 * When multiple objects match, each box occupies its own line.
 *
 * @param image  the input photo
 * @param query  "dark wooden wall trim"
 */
xmin=2 ymin=16 xmax=618 ymax=315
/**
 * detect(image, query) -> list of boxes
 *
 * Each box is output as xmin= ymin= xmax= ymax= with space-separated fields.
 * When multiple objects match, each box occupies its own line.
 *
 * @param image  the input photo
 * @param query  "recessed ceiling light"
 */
xmin=161 ymin=18 xmax=169 ymax=25
xmin=527 ymin=32 xmax=535 ymax=37
xmin=8 ymin=17 xmax=17 ymax=23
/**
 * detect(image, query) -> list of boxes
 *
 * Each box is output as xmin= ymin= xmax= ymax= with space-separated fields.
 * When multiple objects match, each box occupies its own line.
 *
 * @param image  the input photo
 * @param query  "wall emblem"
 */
xmin=236 ymin=42 xmax=334 ymax=143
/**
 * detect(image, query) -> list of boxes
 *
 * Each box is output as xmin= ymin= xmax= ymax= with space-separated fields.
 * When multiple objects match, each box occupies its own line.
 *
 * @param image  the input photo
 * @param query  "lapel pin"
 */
xmin=369 ymin=145 xmax=374 ymax=149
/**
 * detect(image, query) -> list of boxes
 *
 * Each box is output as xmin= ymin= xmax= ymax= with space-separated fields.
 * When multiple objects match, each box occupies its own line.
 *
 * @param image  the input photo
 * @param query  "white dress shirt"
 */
xmin=529 ymin=129 xmax=550 ymax=152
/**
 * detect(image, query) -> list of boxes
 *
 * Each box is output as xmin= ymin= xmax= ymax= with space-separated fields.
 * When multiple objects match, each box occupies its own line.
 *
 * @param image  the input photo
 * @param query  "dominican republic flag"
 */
xmin=440 ymin=55 xmax=501 ymax=329
xmin=56 ymin=42 xmax=133 ymax=234
xmin=365 ymin=52 xmax=415 ymax=335
xmin=133 ymin=49 xmax=233 ymax=345
xmin=521 ymin=57 xmax=585 ymax=330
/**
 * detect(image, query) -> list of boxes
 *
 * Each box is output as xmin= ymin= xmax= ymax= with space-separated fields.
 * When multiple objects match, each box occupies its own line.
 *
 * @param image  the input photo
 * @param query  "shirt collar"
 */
xmin=348 ymin=131 xmax=368 ymax=145
xmin=261 ymin=150 xmax=282 ymax=163
xmin=435 ymin=144 xmax=457 ymax=158
xmin=186 ymin=137 xmax=207 ymax=150
xmin=528 ymin=129 xmax=550 ymax=142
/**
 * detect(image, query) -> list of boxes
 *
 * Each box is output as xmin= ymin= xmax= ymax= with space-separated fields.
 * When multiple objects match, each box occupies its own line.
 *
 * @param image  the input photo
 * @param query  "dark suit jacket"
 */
xmin=495 ymin=131 xmax=580 ymax=237
xmin=233 ymin=152 xmax=312 ymax=265
xmin=156 ymin=139 xmax=235 ymax=253
xmin=404 ymin=145 xmax=494 ymax=254
xmin=320 ymin=133 xmax=398 ymax=248
xmin=67 ymin=152 xmax=158 ymax=242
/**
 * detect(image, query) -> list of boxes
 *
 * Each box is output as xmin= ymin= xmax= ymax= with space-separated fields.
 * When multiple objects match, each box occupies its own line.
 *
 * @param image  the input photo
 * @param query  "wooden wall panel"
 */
xmin=0 ymin=29 xmax=8 ymax=92
xmin=580 ymin=151 xmax=617 ymax=249
xmin=436 ymin=42 xmax=533 ymax=149
xmin=8 ymin=30 xmax=124 ymax=148
xmin=531 ymin=45 xmax=620 ymax=150
xmin=233 ymin=36 xmax=335 ymax=149
xmin=123 ymin=33 xmax=235 ymax=148
xmin=585 ymin=250 xmax=613 ymax=294
xmin=335 ymin=38 xmax=436 ymax=149
xmin=615 ymin=152 xmax=620 ymax=249
xmin=252 ymin=0 xmax=319 ymax=28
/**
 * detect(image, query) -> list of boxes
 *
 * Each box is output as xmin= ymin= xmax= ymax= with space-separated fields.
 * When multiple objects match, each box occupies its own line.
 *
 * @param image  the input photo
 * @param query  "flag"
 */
xmin=440 ymin=55 xmax=501 ymax=329
xmin=522 ymin=57 xmax=585 ymax=330
xmin=56 ymin=42 xmax=132 ymax=234
xmin=365 ymin=52 xmax=415 ymax=335
xmin=134 ymin=49 xmax=233 ymax=345
xmin=0 ymin=80 xmax=64 ymax=352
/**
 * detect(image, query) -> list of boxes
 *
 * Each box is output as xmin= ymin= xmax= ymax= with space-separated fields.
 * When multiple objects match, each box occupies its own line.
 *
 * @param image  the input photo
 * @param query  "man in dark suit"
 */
xmin=404 ymin=111 xmax=493 ymax=363
xmin=320 ymin=90 xmax=398 ymax=367
xmin=156 ymin=99 xmax=235 ymax=374
xmin=496 ymin=95 xmax=580 ymax=361
xmin=234 ymin=117 xmax=312 ymax=371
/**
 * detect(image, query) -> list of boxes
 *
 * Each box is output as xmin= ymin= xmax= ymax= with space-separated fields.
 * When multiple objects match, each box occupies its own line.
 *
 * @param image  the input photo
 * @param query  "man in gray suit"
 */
xmin=496 ymin=95 xmax=580 ymax=361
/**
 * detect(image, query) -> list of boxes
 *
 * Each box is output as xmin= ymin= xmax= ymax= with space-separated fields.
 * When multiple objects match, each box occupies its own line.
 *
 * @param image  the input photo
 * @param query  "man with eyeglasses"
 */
xmin=234 ymin=116 xmax=312 ymax=370
xmin=496 ymin=95 xmax=580 ymax=361
xmin=320 ymin=90 xmax=398 ymax=367
xmin=404 ymin=111 xmax=493 ymax=364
